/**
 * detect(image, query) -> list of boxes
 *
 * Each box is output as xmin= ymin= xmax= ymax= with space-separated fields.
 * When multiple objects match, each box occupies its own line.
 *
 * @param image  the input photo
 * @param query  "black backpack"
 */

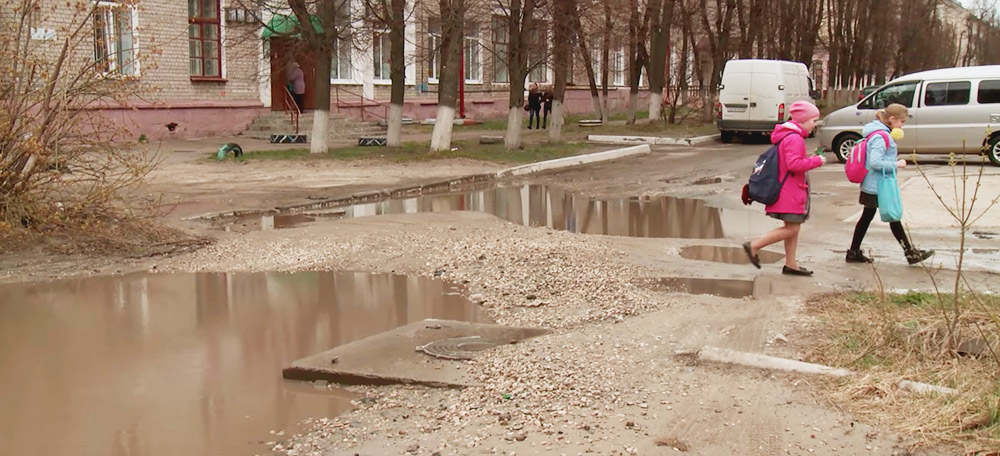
xmin=743 ymin=142 xmax=790 ymax=206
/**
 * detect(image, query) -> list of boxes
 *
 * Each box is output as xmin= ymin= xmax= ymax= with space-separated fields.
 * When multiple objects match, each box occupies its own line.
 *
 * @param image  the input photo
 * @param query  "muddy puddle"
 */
xmin=680 ymin=245 xmax=785 ymax=265
xmin=654 ymin=277 xmax=757 ymax=298
xmin=224 ymin=184 xmax=777 ymax=239
xmin=0 ymin=271 xmax=486 ymax=456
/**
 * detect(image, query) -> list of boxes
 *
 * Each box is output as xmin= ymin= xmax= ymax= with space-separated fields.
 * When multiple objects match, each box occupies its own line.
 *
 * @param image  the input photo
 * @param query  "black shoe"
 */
xmin=782 ymin=265 xmax=814 ymax=276
xmin=846 ymin=249 xmax=873 ymax=263
xmin=906 ymin=248 xmax=935 ymax=265
xmin=742 ymin=242 xmax=761 ymax=269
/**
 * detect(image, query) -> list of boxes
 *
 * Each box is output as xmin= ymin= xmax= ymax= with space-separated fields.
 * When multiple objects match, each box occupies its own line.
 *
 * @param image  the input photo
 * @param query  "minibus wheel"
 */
xmin=987 ymin=135 xmax=1000 ymax=166
xmin=833 ymin=133 xmax=861 ymax=164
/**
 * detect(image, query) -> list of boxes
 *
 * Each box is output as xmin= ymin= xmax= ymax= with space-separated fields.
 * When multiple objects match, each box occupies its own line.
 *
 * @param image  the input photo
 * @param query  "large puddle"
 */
xmin=231 ymin=184 xmax=776 ymax=239
xmin=0 ymin=271 xmax=486 ymax=456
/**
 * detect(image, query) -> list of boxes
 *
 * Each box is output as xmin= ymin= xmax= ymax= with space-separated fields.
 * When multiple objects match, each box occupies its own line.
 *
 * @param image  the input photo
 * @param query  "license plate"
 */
xmin=726 ymin=107 xmax=746 ymax=112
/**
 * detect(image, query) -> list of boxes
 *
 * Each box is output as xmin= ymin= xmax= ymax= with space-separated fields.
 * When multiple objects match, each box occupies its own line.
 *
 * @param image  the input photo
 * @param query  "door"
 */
xmin=856 ymin=80 xmax=921 ymax=151
xmin=917 ymin=80 xmax=977 ymax=154
xmin=749 ymin=61 xmax=778 ymax=123
xmin=269 ymin=37 xmax=317 ymax=111
xmin=719 ymin=63 xmax=752 ymax=123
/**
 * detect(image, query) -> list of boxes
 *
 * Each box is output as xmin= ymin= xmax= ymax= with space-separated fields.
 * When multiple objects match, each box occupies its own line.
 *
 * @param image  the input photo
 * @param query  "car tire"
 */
xmin=720 ymin=130 xmax=735 ymax=143
xmin=833 ymin=133 xmax=861 ymax=164
xmin=987 ymin=135 xmax=1000 ymax=166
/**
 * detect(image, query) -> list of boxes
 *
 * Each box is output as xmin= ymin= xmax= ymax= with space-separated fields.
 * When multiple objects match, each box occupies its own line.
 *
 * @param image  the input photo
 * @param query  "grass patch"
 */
xmin=236 ymin=140 xmax=594 ymax=164
xmin=802 ymin=291 xmax=1000 ymax=451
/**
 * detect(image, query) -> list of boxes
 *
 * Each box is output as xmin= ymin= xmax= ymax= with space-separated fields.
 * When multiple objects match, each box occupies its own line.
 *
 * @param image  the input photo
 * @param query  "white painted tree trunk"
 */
xmin=310 ymin=109 xmax=329 ymax=154
xmin=600 ymin=98 xmax=609 ymax=123
xmin=648 ymin=91 xmax=663 ymax=123
xmin=591 ymin=95 xmax=603 ymax=120
xmin=548 ymin=101 xmax=564 ymax=141
xmin=430 ymin=106 xmax=456 ymax=151
xmin=504 ymin=107 xmax=522 ymax=150
xmin=387 ymin=103 xmax=403 ymax=147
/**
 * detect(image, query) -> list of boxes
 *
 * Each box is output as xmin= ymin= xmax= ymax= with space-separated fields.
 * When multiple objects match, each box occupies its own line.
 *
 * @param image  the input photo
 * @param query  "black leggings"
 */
xmin=850 ymin=207 xmax=912 ymax=252
xmin=528 ymin=108 xmax=541 ymax=128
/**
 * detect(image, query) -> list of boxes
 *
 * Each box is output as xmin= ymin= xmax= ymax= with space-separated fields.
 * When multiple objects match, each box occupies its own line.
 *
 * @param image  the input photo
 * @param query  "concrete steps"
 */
xmin=240 ymin=111 xmax=388 ymax=141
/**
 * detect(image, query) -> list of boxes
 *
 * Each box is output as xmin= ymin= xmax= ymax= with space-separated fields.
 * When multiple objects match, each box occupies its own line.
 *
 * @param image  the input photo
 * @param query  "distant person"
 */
xmin=287 ymin=61 xmax=306 ymax=112
xmin=845 ymin=103 xmax=934 ymax=265
xmin=743 ymin=101 xmax=826 ymax=276
xmin=527 ymin=83 xmax=542 ymax=129
xmin=542 ymin=86 xmax=554 ymax=129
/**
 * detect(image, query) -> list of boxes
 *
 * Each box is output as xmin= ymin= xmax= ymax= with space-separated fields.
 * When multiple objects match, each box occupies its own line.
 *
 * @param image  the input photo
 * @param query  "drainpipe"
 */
xmin=459 ymin=40 xmax=466 ymax=119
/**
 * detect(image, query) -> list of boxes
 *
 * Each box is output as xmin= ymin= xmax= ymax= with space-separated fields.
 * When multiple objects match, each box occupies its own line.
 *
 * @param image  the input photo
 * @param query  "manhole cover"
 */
xmin=416 ymin=336 xmax=503 ymax=360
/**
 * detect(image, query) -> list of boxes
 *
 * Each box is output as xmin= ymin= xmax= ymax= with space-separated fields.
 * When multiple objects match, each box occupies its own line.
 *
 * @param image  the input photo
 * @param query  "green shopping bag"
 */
xmin=878 ymin=168 xmax=903 ymax=222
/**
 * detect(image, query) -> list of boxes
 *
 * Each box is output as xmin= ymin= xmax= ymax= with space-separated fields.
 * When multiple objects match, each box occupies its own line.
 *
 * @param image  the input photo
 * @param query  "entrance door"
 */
xmin=269 ymin=37 xmax=317 ymax=111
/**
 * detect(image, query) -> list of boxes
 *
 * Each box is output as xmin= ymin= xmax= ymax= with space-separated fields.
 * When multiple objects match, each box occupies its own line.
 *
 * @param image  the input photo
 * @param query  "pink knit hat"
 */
xmin=788 ymin=100 xmax=820 ymax=124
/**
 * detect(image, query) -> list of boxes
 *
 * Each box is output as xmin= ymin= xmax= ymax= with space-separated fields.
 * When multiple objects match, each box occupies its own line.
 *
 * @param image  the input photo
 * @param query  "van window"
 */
xmin=977 ymin=80 xmax=1000 ymax=104
xmin=859 ymin=81 xmax=918 ymax=109
xmin=924 ymin=81 xmax=970 ymax=106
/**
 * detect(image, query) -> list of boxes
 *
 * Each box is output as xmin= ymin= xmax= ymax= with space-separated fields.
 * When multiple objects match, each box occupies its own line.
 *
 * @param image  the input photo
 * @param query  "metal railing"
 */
xmin=283 ymin=86 xmax=300 ymax=134
xmin=333 ymin=86 xmax=387 ymax=122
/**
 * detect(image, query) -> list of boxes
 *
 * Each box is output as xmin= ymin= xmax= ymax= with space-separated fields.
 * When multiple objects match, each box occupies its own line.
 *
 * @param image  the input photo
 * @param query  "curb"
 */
xmin=694 ymin=345 xmax=957 ymax=395
xmin=183 ymin=144 xmax=651 ymax=222
xmin=587 ymin=134 xmax=720 ymax=146
xmin=495 ymin=144 xmax=651 ymax=178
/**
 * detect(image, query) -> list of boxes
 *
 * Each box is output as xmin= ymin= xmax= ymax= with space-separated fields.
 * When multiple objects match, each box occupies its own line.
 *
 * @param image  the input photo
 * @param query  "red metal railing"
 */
xmin=283 ymin=86 xmax=300 ymax=134
xmin=333 ymin=86 xmax=387 ymax=122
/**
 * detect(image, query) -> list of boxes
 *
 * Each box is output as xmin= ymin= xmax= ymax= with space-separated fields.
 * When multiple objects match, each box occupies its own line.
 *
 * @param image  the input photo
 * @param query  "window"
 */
xmin=923 ymin=81 xmax=971 ymax=106
xmin=860 ymin=81 xmax=919 ymax=109
xmin=93 ymin=1 xmax=137 ymax=77
xmin=373 ymin=31 xmax=390 ymax=80
xmin=589 ymin=48 xmax=601 ymax=85
xmin=528 ymin=27 xmax=547 ymax=83
xmin=464 ymin=25 xmax=480 ymax=82
xmin=332 ymin=36 xmax=352 ymax=80
xmin=612 ymin=49 xmax=625 ymax=86
xmin=427 ymin=20 xmax=441 ymax=81
xmin=978 ymin=80 xmax=1000 ymax=104
xmin=189 ymin=0 xmax=222 ymax=79
xmin=492 ymin=18 xmax=508 ymax=83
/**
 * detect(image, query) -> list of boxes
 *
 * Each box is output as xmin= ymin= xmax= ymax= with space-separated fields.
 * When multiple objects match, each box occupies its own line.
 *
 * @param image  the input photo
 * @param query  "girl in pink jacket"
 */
xmin=742 ymin=101 xmax=826 ymax=276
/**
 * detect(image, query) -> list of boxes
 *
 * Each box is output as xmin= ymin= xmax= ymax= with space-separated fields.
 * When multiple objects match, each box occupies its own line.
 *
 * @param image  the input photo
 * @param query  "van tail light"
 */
xmin=716 ymin=102 xmax=722 ymax=120
xmin=777 ymin=103 xmax=785 ymax=121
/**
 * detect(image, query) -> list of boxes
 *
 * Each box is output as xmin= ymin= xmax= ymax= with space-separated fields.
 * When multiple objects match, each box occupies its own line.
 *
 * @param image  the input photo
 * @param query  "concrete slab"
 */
xmin=282 ymin=319 xmax=548 ymax=388
xmin=496 ymin=144 xmax=651 ymax=177
xmin=587 ymin=134 xmax=721 ymax=146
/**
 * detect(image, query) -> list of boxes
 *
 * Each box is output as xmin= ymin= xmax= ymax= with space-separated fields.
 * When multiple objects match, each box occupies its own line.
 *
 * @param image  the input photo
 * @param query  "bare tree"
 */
xmin=572 ymin=7 xmax=604 ymax=119
xmin=695 ymin=0 xmax=736 ymax=121
xmin=647 ymin=0 xmax=675 ymax=121
xmin=548 ymin=0 xmax=574 ymax=140
xmin=429 ymin=0 xmax=464 ymax=150
xmin=359 ymin=0 xmax=408 ymax=146
xmin=499 ymin=0 xmax=540 ymax=150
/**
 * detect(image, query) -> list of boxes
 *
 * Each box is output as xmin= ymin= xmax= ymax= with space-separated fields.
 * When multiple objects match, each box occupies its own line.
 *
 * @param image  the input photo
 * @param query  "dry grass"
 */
xmin=801 ymin=291 xmax=1000 ymax=452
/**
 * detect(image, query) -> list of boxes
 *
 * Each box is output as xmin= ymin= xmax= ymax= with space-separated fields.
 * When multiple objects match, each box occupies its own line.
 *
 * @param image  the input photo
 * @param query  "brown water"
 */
xmin=273 ymin=184 xmax=777 ymax=239
xmin=0 ymin=271 xmax=486 ymax=456
xmin=679 ymin=245 xmax=785 ymax=265
xmin=657 ymin=277 xmax=757 ymax=298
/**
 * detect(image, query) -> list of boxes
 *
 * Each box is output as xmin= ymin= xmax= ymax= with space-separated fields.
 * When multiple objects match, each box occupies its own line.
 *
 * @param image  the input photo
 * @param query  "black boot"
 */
xmin=845 ymin=249 xmax=873 ymax=263
xmin=905 ymin=248 xmax=935 ymax=265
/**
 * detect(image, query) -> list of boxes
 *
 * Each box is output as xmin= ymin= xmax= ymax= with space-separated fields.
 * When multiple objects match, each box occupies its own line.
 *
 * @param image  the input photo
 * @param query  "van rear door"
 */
xmin=720 ymin=63 xmax=752 ymax=123
xmin=749 ymin=61 xmax=779 ymax=122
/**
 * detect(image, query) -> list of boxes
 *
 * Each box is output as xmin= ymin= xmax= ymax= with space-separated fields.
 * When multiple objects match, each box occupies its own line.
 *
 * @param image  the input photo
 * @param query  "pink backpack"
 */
xmin=845 ymin=130 xmax=890 ymax=183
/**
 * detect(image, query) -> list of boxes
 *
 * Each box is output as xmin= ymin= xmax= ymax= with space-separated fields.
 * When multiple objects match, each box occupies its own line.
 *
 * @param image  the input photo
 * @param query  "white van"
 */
xmin=818 ymin=65 xmax=1000 ymax=165
xmin=717 ymin=59 xmax=817 ymax=143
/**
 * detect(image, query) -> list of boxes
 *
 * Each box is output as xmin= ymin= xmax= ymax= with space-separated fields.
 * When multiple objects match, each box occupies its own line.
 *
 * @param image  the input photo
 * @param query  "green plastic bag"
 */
xmin=878 ymin=168 xmax=903 ymax=222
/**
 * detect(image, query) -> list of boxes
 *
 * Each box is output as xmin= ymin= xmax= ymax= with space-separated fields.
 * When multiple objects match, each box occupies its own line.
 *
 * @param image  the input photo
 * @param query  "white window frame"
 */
xmin=331 ymin=35 xmax=354 ymax=83
xmin=612 ymin=49 xmax=625 ymax=86
xmin=527 ymin=26 xmax=548 ymax=83
xmin=464 ymin=26 xmax=482 ymax=84
xmin=373 ymin=30 xmax=391 ymax=82
xmin=492 ymin=18 xmax=508 ymax=84
xmin=94 ymin=1 xmax=139 ymax=78
xmin=427 ymin=20 xmax=441 ymax=83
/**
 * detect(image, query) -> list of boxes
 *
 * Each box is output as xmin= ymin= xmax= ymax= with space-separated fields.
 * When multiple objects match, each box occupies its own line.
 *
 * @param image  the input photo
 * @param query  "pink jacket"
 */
xmin=765 ymin=121 xmax=823 ymax=215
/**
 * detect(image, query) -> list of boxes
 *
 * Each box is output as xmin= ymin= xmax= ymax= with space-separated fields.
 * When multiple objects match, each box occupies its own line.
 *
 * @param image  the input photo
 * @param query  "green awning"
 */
xmin=260 ymin=14 xmax=324 ymax=39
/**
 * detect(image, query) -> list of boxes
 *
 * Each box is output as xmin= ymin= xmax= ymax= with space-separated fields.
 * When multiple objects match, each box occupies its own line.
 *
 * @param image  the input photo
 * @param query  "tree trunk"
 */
xmin=647 ymin=0 xmax=673 ymax=122
xmin=387 ymin=0 xmax=406 ymax=147
xmin=310 ymin=48 xmax=332 ymax=154
xmin=626 ymin=0 xmax=639 ymax=125
xmin=576 ymin=29 xmax=603 ymax=120
xmin=548 ymin=0 xmax=573 ymax=141
xmin=431 ymin=0 xmax=464 ymax=151
xmin=601 ymin=0 xmax=611 ymax=122
xmin=504 ymin=0 xmax=536 ymax=150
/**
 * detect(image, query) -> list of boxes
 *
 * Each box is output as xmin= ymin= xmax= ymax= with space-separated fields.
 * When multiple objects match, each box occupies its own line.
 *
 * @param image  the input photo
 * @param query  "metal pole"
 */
xmin=459 ymin=36 xmax=466 ymax=119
